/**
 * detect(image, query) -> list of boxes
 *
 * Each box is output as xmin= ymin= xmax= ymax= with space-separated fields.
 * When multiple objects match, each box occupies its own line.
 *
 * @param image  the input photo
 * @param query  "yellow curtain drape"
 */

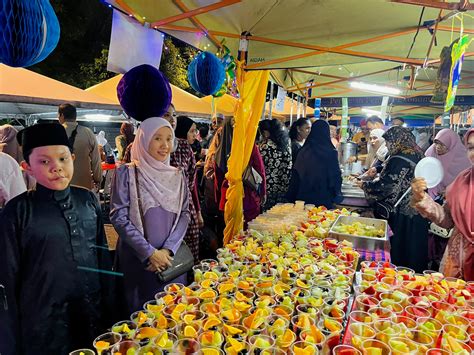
xmin=223 ymin=69 xmax=269 ymax=245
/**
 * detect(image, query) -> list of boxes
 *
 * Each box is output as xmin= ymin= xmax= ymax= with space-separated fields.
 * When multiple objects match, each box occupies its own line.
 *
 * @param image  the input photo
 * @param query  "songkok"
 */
xmin=17 ymin=123 xmax=70 ymax=153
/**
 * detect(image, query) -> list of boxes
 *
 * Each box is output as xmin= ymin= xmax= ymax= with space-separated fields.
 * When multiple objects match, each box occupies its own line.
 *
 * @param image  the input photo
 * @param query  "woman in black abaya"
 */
xmin=287 ymin=120 xmax=343 ymax=209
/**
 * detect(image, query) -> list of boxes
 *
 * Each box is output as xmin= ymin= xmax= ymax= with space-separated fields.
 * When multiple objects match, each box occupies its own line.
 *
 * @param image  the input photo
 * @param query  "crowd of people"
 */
xmin=0 ymin=102 xmax=473 ymax=353
xmin=349 ymin=118 xmax=473 ymax=281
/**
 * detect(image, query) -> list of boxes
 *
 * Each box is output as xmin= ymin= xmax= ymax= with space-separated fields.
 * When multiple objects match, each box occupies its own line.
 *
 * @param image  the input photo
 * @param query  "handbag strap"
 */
xmin=383 ymin=155 xmax=417 ymax=210
xmin=134 ymin=164 xmax=149 ymax=242
xmin=68 ymin=126 xmax=79 ymax=151
xmin=389 ymin=155 xmax=417 ymax=167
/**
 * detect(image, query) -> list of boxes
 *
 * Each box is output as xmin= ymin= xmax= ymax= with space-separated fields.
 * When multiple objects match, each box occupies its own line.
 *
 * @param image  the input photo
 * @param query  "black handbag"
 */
xmin=156 ymin=243 xmax=194 ymax=282
xmin=134 ymin=165 xmax=193 ymax=282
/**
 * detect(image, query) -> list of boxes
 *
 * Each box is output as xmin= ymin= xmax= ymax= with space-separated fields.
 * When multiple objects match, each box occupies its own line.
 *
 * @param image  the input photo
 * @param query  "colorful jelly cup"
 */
xmin=172 ymin=338 xmax=201 ymax=354
xmin=93 ymin=332 xmax=122 ymax=355
xmin=69 ymin=349 xmax=95 ymax=355
xmin=333 ymin=345 xmax=362 ymax=354
xmin=361 ymin=339 xmax=392 ymax=355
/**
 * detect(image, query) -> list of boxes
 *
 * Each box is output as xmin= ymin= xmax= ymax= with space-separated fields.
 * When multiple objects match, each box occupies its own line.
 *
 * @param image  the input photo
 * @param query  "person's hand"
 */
xmin=346 ymin=156 xmax=357 ymax=164
xmin=411 ymin=178 xmax=427 ymax=204
xmin=355 ymin=180 xmax=364 ymax=188
xmin=146 ymin=249 xmax=173 ymax=273
xmin=205 ymin=169 xmax=215 ymax=180
xmin=197 ymin=211 xmax=204 ymax=229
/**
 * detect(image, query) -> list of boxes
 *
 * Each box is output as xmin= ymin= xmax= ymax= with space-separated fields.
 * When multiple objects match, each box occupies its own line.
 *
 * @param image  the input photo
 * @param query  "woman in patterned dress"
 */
xmin=170 ymin=115 xmax=203 ymax=264
xmin=359 ymin=126 xmax=429 ymax=273
xmin=259 ymin=119 xmax=292 ymax=211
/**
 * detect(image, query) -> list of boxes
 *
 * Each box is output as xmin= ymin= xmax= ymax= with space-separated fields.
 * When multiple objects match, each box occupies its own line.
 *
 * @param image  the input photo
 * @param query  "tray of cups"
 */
xmin=329 ymin=215 xmax=388 ymax=251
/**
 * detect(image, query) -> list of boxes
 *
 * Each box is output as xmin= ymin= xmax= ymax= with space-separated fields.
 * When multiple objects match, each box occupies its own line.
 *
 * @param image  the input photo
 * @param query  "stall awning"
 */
xmin=87 ymin=75 xmax=232 ymax=118
xmin=202 ymin=94 xmax=311 ymax=120
xmin=0 ymin=64 xmax=121 ymax=110
xmin=107 ymin=0 xmax=474 ymax=105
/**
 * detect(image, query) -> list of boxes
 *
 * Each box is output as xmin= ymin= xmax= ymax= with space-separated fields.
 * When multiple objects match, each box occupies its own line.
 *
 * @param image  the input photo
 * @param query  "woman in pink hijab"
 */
xmin=423 ymin=129 xmax=471 ymax=270
xmin=110 ymin=117 xmax=191 ymax=311
xmin=425 ymin=129 xmax=471 ymax=198
xmin=412 ymin=128 xmax=474 ymax=281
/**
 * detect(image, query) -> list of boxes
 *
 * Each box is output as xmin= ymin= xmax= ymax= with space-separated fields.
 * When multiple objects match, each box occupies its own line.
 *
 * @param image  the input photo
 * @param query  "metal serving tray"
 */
xmin=329 ymin=215 xmax=388 ymax=251
xmin=341 ymin=188 xmax=366 ymax=199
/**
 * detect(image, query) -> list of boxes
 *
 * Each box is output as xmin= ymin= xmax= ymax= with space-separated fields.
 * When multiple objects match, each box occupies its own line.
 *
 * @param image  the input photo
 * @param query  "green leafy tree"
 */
xmin=78 ymin=48 xmax=115 ymax=88
xmin=30 ymin=0 xmax=112 ymax=88
xmin=180 ymin=44 xmax=199 ymax=95
xmin=28 ymin=1 xmax=199 ymax=92
xmin=160 ymin=38 xmax=189 ymax=91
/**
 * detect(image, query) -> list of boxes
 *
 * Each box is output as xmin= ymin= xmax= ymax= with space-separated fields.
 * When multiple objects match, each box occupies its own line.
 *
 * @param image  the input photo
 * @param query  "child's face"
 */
xmin=22 ymin=145 xmax=74 ymax=191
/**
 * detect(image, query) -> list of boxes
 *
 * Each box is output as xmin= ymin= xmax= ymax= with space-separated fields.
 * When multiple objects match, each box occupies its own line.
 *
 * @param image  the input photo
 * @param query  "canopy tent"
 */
xmin=106 ymin=0 xmax=473 ymax=116
xmin=202 ymin=94 xmax=237 ymax=114
xmin=202 ymin=94 xmax=289 ymax=119
xmin=86 ymin=74 xmax=232 ymax=118
xmin=202 ymin=94 xmax=313 ymax=120
xmin=105 ymin=0 xmax=473 ymax=243
xmin=0 ymin=64 xmax=121 ymax=112
xmin=270 ymin=96 xmax=316 ymax=119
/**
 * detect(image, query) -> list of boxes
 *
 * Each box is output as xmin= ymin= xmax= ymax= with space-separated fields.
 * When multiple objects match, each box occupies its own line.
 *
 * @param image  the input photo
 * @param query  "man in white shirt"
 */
xmin=0 ymin=151 xmax=26 ymax=207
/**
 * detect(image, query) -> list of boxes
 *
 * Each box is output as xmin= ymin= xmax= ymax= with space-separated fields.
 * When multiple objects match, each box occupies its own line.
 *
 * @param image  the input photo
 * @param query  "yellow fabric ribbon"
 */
xmin=223 ymin=69 xmax=269 ymax=245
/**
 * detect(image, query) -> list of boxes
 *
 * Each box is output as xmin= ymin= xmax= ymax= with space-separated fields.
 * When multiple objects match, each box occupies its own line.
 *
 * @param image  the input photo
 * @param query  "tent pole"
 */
xmin=290 ymin=94 xmax=294 ymax=126
xmin=297 ymin=96 xmax=301 ymax=119
xmin=268 ymin=81 xmax=274 ymax=120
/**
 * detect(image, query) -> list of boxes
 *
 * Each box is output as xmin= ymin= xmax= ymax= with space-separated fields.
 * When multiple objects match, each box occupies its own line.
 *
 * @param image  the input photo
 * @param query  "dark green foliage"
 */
xmin=27 ymin=1 xmax=200 ymax=93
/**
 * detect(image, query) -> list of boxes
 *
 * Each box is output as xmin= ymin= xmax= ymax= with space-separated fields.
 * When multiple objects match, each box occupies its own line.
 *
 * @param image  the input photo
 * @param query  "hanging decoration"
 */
xmin=445 ymin=34 xmax=472 ymax=112
xmin=187 ymin=51 xmax=225 ymax=96
xmin=431 ymin=44 xmax=453 ymax=105
xmin=0 ymin=0 xmax=60 ymax=67
xmin=117 ymin=64 xmax=172 ymax=122
xmin=213 ymin=41 xmax=238 ymax=98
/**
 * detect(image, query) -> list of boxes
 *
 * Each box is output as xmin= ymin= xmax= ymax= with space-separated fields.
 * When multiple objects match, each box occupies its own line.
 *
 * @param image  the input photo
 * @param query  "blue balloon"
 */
xmin=187 ymin=51 xmax=225 ymax=96
xmin=0 ymin=0 xmax=60 ymax=67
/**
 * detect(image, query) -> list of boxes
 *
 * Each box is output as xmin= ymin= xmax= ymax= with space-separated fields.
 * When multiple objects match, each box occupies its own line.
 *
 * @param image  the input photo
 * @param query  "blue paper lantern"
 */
xmin=0 ymin=0 xmax=60 ymax=67
xmin=117 ymin=64 xmax=172 ymax=122
xmin=187 ymin=51 xmax=225 ymax=96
